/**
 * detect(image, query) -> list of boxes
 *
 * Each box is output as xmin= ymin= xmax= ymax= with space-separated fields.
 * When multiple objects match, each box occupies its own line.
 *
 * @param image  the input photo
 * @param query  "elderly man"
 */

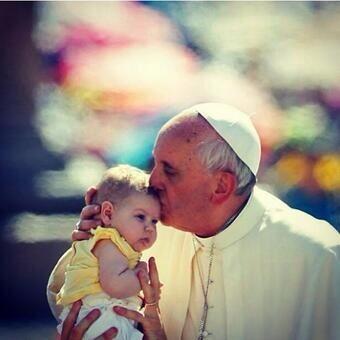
xmin=48 ymin=103 xmax=340 ymax=340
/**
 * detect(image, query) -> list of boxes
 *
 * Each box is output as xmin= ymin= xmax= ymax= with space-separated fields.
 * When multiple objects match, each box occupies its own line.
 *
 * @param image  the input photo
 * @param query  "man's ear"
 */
xmin=100 ymin=201 xmax=115 ymax=226
xmin=211 ymin=171 xmax=236 ymax=204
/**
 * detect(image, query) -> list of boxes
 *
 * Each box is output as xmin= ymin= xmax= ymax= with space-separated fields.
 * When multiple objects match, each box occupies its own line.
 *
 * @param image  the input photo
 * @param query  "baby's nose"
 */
xmin=145 ymin=223 xmax=154 ymax=232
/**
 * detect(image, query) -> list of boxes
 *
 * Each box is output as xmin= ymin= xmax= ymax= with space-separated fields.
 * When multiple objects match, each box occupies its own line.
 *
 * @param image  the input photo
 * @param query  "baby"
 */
xmin=56 ymin=165 xmax=160 ymax=340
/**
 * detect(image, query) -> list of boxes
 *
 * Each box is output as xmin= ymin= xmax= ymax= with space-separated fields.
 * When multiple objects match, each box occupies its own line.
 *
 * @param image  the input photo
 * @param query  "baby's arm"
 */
xmin=93 ymin=240 xmax=141 ymax=299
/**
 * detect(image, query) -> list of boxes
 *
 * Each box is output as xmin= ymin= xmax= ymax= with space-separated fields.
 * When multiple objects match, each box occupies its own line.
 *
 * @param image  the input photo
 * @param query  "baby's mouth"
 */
xmin=140 ymin=237 xmax=149 ymax=245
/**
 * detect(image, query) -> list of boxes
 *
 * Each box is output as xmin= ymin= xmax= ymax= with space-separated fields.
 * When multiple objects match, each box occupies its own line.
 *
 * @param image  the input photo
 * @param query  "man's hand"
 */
xmin=72 ymin=187 xmax=102 ymax=242
xmin=134 ymin=261 xmax=148 ymax=275
xmin=59 ymin=300 xmax=118 ymax=340
xmin=114 ymin=257 xmax=166 ymax=340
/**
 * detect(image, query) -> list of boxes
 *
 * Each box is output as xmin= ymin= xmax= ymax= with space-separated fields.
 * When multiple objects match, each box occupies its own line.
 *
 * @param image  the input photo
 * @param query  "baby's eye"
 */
xmin=136 ymin=214 xmax=145 ymax=221
xmin=152 ymin=219 xmax=158 ymax=225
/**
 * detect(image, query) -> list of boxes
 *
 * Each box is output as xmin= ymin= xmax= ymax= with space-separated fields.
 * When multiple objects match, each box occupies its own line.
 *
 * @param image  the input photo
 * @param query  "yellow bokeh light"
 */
xmin=313 ymin=154 xmax=340 ymax=191
xmin=275 ymin=152 xmax=309 ymax=186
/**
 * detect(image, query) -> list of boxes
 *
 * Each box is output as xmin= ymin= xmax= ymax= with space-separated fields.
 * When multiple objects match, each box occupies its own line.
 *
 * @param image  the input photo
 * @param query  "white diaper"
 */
xmin=57 ymin=293 xmax=143 ymax=340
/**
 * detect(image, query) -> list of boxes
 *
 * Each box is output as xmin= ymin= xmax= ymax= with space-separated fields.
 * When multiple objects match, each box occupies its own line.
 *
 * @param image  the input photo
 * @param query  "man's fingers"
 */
xmin=113 ymin=306 xmax=144 ymax=324
xmin=85 ymin=186 xmax=98 ymax=205
xmin=135 ymin=259 xmax=162 ymax=308
xmin=149 ymin=257 xmax=161 ymax=290
xmin=94 ymin=327 xmax=118 ymax=340
xmin=60 ymin=300 xmax=82 ymax=339
xmin=136 ymin=261 xmax=148 ymax=272
xmin=77 ymin=218 xmax=101 ymax=232
xmin=80 ymin=205 xmax=101 ymax=220
xmin=138 ymin=270 xmax=159 ymax=305
xmin=71 ymin=230 xmax=92 ymax=242
xmin=70 ymin=308 xmax=101 ymax=339
xmin=114 ymin=299 xmax=165 ymax=339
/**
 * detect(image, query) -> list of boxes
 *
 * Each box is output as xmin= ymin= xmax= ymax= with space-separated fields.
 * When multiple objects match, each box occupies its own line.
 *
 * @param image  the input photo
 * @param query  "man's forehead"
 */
xmin=160 ymin=114 xmax=202 ymax=136
xmin=159 ymin=117 xmax=208 ymax=145
xmin=152 ymin=114 xmax=214 ymax=162
xmin=153 ymin=131 xmax=195 ymax=155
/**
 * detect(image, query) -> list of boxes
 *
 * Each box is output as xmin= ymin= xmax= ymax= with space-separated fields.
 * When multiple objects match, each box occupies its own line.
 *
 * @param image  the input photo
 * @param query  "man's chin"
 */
xmin=160 ymin=214 xmax=171 ymax=226
xmin=160 ymin=212 xmax=178 ymax=227
xmin=160 ymin=214 xmax=187 ymax=231
xmin=159 ymin=209 xmax=191 ymax=230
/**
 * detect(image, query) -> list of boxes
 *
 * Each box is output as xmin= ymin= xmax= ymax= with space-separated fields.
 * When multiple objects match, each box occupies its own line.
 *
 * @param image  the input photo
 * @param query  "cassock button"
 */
xmin=202 ymin=330 xmax=209 ymax=337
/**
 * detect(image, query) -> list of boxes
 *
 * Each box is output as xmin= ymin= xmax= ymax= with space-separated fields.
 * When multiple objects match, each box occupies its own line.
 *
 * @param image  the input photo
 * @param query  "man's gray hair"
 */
xmin=196 ymin=138 xmax=256 ymax=195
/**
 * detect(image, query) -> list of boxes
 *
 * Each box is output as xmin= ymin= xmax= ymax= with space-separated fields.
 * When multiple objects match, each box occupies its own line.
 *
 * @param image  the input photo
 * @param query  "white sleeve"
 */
xmin=46 ymin=247 xmax=73 ymax=320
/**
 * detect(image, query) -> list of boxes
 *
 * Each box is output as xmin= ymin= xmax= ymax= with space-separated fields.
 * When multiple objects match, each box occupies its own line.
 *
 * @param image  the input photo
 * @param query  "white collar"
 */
xmin=193 ymin=187 xmax=267 ymax=251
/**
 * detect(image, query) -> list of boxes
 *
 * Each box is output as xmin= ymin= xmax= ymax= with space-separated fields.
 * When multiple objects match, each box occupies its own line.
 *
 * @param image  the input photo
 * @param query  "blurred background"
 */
xmin=0 ymin=1 xmax=339 ymax=338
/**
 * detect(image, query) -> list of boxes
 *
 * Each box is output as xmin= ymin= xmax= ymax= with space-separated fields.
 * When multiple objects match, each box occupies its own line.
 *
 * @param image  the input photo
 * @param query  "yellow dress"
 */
xmin=56 ymin=226 xmax=141 ymax=306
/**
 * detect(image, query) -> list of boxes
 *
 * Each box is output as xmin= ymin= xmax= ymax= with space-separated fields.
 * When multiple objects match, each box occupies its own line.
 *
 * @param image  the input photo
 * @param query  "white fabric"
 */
xmin=190 ymin=103 xmax=261 ymax=175
xmin=144 ymin=187 xmax=340 ymax=340
xmin=182 ymin=237 xmax=226 ymax=339
xmin=57 ymin=293 xmax=143 ymax=340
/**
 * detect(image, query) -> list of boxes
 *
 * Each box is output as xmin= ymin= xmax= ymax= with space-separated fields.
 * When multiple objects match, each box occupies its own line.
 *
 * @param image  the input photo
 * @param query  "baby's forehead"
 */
xmin=124 ymin=193 xmax=160 ymax=219
xmin=124 ymin=191 xmax=160 ymax=207
xmin=142 ymin=193 xmax=161 ymax=210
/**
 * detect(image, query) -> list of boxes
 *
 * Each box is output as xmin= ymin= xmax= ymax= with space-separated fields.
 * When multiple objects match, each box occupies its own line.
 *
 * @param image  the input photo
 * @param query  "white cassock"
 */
xmin=48 ymin=187 xmax=340 ymax=340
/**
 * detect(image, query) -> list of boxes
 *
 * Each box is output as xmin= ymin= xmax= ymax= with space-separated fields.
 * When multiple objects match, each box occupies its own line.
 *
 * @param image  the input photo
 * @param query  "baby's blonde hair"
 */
xmin=91 ymin=164 xmax=157 ymax=205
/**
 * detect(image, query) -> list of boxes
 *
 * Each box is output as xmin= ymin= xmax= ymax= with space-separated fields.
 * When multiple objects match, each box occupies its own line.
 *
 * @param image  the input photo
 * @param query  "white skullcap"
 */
xmin=190 ymin=103 xmax=261 ymax=176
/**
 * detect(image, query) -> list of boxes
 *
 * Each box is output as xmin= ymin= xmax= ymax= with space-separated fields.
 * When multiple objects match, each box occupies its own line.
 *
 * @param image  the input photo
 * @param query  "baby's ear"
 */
xmin=100 ymin=201 xmax=115 ymax=226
